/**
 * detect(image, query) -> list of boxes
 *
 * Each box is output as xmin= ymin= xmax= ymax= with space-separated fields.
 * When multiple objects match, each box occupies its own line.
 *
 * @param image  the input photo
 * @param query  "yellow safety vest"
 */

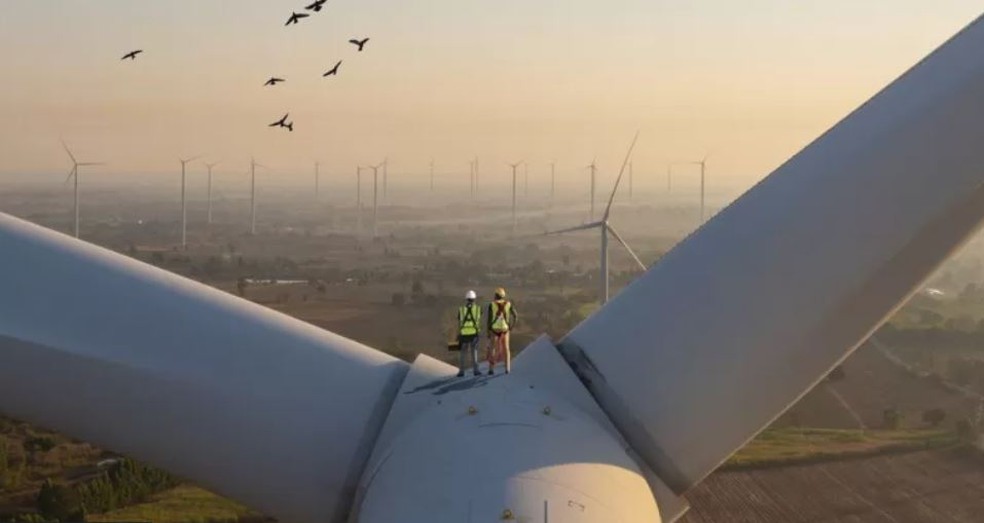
xmin=489 ymin=300 xmax=512 ymax=334
xmin=458 ymin=304 xmax=481 ymax=336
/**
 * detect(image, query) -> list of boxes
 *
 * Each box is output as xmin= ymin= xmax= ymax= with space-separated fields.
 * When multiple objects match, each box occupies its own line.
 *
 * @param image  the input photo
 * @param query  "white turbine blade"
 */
xmin=0 ymin=214 xmax=408 ymax=523
xmin=560 ymin=15 xmax=984 ymax=497
xmin=543 ymin=221 xmax=604 ymax=236
xmin=78 ymin=162 xmax=105 ymax=167
xmin=63 ymin=166 xmax=76 ymax=184
xmin=60 ymin=140 xmax=77 ymax=164
xmin=606 ymin=224 xmax=647 ymax=271
xmin=603 ymin=131 xmax=640 ymax=220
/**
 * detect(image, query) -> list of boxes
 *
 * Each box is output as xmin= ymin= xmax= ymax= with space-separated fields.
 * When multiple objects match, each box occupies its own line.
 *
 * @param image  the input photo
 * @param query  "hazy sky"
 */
xmin=1 ymin=1 xmax=981 ymax=188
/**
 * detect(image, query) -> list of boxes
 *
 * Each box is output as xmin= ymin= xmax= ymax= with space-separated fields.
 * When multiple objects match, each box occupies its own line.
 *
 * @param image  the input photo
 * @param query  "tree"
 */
xmin=921 ymin=408 xmax=946 ymax=427
xmin=37 ymin=478 xmax=83 ymax=522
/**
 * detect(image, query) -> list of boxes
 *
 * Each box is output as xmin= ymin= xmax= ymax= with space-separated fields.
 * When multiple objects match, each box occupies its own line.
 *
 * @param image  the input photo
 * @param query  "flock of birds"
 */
xmin=119 ymin=0 xmax=370 ymax=134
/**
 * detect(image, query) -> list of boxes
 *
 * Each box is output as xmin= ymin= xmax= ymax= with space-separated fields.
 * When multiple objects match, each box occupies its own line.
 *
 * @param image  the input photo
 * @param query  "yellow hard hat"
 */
xmin=494 ymin=287 xmax=507 ymax=299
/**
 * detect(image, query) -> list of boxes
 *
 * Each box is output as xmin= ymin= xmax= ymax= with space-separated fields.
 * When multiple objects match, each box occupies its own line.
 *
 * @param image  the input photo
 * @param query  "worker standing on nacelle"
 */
xmin=456 ymin=290 xmax=482 ymax=377
xmin=486 ymin=287 xmax=517 ymax=375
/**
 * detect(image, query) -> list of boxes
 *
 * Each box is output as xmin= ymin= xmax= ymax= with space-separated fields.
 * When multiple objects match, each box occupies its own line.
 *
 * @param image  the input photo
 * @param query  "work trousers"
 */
xmin=458 ymin=334 xmax=480 ymax=374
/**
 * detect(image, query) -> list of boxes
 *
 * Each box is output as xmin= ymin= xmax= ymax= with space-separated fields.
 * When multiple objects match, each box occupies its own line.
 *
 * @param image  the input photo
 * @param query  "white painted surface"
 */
xmin=562 ymin=15 xmax=984 ymax=494
xmin=353 ymin=354 xmax=661 ymax=523
xmin=0 ymin=214 xmax=408 ymax=523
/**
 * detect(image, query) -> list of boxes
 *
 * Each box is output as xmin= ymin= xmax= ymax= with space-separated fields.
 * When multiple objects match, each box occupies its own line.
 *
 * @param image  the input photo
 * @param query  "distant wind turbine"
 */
xmin=204 ymin=162 xmax=219 ymax=225
xmin=508 ymin=160 xmax=524 ymax=234
xmin=544 ymin=133 xmax=645 ymax=304
xmin=550 ymin=161 xmax=556 ymax=203
xmin=248 ymin=157 xmax=267 ymax=235
xmin=61 ymin=141 xmax=104 ymax=239
xmin=586 ymin=160 xmax=598 ymax=220
xmin=370 ymin=161 xmax=385 ymax=238
xmin=356 ymin=166 xmax=364 ymax=234
xmin=179 ymin=156 xmax=200 ymax=249
xmin=690 ymin=155 xmax=710 ymax=224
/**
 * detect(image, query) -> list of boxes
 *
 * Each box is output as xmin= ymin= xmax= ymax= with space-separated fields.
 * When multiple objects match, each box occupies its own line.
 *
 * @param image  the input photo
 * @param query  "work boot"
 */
xmin=488 ymin=368 xmax=494 ymax=376
xmin=456 ymin=371 xmax=464 ymax=378
xmin=473 ymin=370 xmax=480 ymax=376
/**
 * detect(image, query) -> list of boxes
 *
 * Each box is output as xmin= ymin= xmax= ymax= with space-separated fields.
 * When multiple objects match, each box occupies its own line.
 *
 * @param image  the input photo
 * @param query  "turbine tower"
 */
xmin=587 ymin=160 xmax=598 ymax=220
xmin=355 ymin=166 xmax=363 ymax=234
xmin=691 ymin=156 xmax=710 ymax=224
xmin=550 ymin=161 xmax=556 ymax=203
xmin=3 ymin=14 xmax=984 ymax=523
xmin=370 ymin=161 xmax=384 ymax=239
xmin=248 ymin=157 xmax=266 ymax=236
xmin=508 ymin=161 xmax=524 ymax=234
xmin=545 ymin=134 xmax=646 ymax=304
xmin=204 ymin=162 xmax=219 ymax=225
xmin=60 ymin=141 xmax=103 ymax=239
xmin=179 ymin=156 xmax=200 ymax=249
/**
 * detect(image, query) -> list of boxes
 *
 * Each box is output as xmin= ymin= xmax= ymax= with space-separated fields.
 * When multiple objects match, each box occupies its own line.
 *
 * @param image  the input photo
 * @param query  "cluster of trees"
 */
xmin=2 ymin=458 xmax=179 ymax=523
xmin=75 ymin=458 xmax=178 ymax=514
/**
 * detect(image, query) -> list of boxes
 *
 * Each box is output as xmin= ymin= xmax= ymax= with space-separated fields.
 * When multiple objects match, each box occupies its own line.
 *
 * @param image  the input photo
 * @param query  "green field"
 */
xmin=725 ymin=428 xmax=957 ymax=469
xmin=87 ymin=485 xmax=256 ymax=523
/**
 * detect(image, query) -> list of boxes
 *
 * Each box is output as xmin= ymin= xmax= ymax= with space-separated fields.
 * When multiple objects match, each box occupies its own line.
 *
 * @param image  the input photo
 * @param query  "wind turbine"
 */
xmin=550 ymin=161 xmax=556 ymax=203
xmin=60 ymin=141 xmax=103 ymax=239
xmin=544 ymin=134 xmax=645 ymax=304
xmin=356 ymin=166 xmax=364 ymax=234
xmin=370 ymin=162 xmax=384 ymax=239
xmin=508 ymin=160 xmax=524 ymax=234
xmin=204 ymin=162 xmax=219 ymax=225
xmin=248 ymin=157 xmax=267 ymax=235
xmin=690 ymin=155 xmax=710 ymax=224
xmin=586 ymin=160 xmax=598 ymax=220
xmin=2 ymin=17 xmax=983 ymax=523
xmin=179 ymin=156 xmax=200 ymax=249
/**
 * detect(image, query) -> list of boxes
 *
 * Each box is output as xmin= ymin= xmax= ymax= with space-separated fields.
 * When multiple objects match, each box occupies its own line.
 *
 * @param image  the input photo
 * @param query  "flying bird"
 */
xmin=323 ymin=61 xmax=342 ymax=77
xmin=264 ymin=77 xmax=286 ymax=86
xmin=269 ymin=114 xmax=294 ymax=132
xmin=305 ymin=0 xmax=327 ymax=12
xmin=286 ymin=12 xmax=309 ymax=26
xmin=121 ymin=50 xmax=143 ymax=61
xmin=349 ymin=38 xmax=369 ymax=52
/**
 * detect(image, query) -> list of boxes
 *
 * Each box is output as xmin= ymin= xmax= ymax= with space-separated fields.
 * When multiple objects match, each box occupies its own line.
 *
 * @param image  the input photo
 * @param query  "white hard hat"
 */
xmin=465 ymin=290 xmax=477 ymax=300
